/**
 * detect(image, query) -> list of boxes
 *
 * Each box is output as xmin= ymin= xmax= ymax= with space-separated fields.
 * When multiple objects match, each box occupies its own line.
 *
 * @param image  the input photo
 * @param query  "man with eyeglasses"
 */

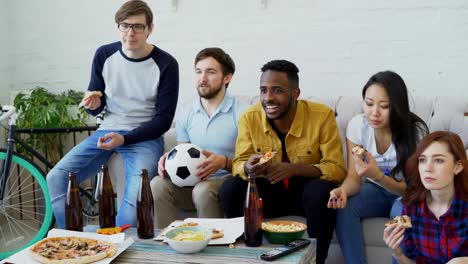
xmin=47 ymin=0 xmax=179 ymax=228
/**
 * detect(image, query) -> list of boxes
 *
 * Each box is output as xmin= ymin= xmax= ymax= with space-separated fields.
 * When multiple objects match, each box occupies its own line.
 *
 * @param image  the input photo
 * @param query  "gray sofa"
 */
xmin=109 ymin=95 xmax=467 ymax=264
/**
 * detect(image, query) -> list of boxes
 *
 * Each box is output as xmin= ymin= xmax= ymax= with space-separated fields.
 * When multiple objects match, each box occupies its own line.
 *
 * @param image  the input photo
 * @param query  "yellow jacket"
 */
xmin=233 ymin=100 xmax=345 ymax=184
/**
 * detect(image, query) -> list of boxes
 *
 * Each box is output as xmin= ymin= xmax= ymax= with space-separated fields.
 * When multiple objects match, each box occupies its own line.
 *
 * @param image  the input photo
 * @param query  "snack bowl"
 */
xmin=262 ymin=220 xmax=307 ymax=244
xmin=165 ymin=226 xmax=212 ymax=254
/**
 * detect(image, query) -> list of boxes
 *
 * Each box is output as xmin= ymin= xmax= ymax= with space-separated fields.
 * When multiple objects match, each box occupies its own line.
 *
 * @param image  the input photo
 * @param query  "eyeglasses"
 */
xmin=118 ymin=23 xmax=147 ymax=33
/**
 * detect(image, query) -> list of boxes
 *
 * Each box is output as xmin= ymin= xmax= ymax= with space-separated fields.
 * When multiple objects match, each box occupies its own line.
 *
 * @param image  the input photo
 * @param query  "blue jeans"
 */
xmin=47 ymin=130 xmax=163 ymax=228
xmin=335 ymin=181 xmax=398 ymax=264
xmin=390 ymin=198 xmax=403 ymax=264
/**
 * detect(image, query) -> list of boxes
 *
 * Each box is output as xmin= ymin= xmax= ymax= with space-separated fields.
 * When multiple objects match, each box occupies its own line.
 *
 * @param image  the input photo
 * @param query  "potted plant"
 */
xmin=13 ymin=86 xmax=91 ymax=164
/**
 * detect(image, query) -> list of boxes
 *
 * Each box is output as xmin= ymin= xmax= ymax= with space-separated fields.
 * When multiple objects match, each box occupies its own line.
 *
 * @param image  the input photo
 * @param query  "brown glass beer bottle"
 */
xmin=65 ymin=172 xmax=83 ymax=232
xmin=97 ymin=165 xmax=116 ymax=228
xmin=244 ymin=174 xmax=263 ymax=247
xmin=137 ymin=169 xmax=154 ymax=239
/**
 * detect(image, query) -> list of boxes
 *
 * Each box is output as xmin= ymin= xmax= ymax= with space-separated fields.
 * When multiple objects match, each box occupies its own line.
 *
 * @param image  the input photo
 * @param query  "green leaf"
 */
xmin=12 ymin=86 xmax=90 ymax=163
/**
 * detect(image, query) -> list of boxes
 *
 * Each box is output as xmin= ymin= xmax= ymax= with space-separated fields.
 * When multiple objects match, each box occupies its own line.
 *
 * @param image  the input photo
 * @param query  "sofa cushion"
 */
xmin=361 ymin=217 xmax=388 ymax=247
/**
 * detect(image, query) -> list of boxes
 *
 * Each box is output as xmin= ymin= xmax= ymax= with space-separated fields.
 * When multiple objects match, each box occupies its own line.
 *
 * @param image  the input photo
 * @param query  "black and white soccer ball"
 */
xmin=165 ymin=143 xmax=207 ymax=187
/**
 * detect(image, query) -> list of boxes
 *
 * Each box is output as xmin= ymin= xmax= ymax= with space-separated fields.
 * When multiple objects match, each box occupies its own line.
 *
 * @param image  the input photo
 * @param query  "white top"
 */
xmin=346 ymin=114 xmax=404 ymax=185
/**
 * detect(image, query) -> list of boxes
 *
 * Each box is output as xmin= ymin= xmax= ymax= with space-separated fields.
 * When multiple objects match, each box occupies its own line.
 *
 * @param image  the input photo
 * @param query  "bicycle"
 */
xmin=0 ymin=104 xmax=100 ymax=259
xmin=0 ymin=104 xmax=54 ymax=259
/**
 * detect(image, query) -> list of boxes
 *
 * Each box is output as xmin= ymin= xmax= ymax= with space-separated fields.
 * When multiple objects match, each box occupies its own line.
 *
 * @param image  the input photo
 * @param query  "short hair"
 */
xmin=261 ymin=60 xmax=299 ymax=88
xmin=195 ymin=48 xmax=235 ymax=75
xmin=195 ymin=48 xmax=235 ymax=88
xmin=115 ymin=0 xmax=153 ymax=26
xmin=403 ymin=131 xmax=468 ymax=205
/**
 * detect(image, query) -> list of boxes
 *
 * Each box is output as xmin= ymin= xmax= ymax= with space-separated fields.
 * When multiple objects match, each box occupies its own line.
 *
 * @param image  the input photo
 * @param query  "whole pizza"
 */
xmin=29 ymin=236 xmax=117 ymax=264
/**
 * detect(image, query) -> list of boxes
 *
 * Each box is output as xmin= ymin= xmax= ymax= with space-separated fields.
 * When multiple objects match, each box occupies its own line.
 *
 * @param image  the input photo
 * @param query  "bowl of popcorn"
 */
xmin=262 ymin=220 xmax=307 ymax=244
xmin=165 ymin=226 xmax=212 ymax=254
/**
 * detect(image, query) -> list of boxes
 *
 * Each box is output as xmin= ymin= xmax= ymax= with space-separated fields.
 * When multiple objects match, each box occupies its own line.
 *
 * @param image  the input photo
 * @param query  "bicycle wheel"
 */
xmin=0 ymin=150 xmax=54 ymax=260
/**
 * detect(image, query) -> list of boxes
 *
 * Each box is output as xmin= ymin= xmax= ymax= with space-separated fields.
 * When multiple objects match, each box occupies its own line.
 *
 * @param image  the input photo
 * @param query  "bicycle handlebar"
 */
xmin=0 ymin=105 xmax=16 ymax=122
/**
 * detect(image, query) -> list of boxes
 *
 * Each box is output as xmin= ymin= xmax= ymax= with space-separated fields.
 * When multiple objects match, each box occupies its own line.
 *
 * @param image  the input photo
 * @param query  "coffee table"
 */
xmin=113 ymin=228 xmax=316 ymax=264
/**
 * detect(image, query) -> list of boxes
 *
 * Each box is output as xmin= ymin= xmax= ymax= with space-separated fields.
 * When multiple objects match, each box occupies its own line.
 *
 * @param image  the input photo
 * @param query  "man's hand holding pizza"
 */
xmin=80 ymin=91 xmax=103 ymax=110
xmin=244 ymin=154 xmax=268 ymax=177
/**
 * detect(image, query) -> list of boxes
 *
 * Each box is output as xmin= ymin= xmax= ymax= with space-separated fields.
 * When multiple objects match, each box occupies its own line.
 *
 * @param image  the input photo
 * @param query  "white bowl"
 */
xmin=165 ymin=226 xmax=212 ymax=254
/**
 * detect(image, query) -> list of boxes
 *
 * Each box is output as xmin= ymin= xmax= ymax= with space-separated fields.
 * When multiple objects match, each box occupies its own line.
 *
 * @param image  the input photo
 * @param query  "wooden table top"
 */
xmin=113 ymin=228 xmax=316 ymax=264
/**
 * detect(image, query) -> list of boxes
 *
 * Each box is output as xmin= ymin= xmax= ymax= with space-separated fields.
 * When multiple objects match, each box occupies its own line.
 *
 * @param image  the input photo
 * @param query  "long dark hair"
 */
xmin=403 ymin=131 xmax=468 ymax=205
xmin=362 ymin=71 xmax=429 ymax=180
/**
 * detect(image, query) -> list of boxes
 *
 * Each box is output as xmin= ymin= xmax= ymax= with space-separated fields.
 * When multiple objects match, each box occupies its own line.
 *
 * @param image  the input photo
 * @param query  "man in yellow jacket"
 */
xmin=219 ymin=60 xmax=345 ymax=264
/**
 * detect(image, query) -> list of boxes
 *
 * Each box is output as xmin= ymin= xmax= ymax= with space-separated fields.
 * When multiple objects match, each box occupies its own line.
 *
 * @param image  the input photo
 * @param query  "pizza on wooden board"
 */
xmin=385 ymin=215 xmax=412 ymax=228
xmin=29 ymin=236 xmax=117 ymax=264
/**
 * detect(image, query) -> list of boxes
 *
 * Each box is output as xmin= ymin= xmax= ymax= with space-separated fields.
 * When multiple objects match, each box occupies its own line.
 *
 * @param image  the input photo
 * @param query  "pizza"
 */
xmin=351 ymin=146 xmax=366 ymax=160
xmin=385 ymin=215 xmax=412 ymax=228
xmin=211 ymin=228 xmax=224 ymax=239
xmin=258 ymin=151 xmax=276 ymax=164
xmin=84 ymin=91 xmax=103 ymax=99
xmin=176 ymin=222 xmax=224 ymax=240
xmin=29 ymin=236 xmax=117 ymax=264
xmin=176 ymin=222 xmax=199 ymax=228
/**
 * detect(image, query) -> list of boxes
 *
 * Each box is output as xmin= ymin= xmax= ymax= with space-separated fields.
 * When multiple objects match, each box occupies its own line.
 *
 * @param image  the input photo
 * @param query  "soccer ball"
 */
xmin=165 ymin=143 xmax=207 ymax=187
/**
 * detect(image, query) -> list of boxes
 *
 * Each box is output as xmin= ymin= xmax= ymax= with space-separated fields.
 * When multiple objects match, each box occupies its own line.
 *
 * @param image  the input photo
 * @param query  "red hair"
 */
xmin=403 ymin=131 xmax=468 ymax=205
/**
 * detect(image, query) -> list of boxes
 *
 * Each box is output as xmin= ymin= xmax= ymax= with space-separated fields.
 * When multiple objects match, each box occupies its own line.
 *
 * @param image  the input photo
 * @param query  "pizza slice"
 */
xmin=176 ymin=222 xmax=224 ymax=240
xmin=79 ymin=91 xmax=103 ymax=107
xmin=211 ymin=228 xmax=224 ymax=240
xmin=258 ymin=151 xmax=276 ymax=164
xmin=352 ymin=146 xmax=367 ymax=161
xmin=176 ymin=222 xmax=199 ymax=228
xmin=385 ymin=215 xmax=412 ymax=228
xmin=84 ymin=91 xmax=103 ymax=99
xmin=29 ymin=236 xmax=117 ymax=264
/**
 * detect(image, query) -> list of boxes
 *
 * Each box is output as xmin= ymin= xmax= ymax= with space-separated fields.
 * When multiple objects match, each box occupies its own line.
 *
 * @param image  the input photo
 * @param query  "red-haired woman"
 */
xmin=384 ymin=131 xmax=468 ymax=264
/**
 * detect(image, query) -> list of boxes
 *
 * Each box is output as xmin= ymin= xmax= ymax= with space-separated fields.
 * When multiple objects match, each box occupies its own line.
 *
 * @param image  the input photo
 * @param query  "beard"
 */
xmin=262 ymin=95 xmax=295 ymax=121
xmin=197 ymin=84 xmax=223 ymax=99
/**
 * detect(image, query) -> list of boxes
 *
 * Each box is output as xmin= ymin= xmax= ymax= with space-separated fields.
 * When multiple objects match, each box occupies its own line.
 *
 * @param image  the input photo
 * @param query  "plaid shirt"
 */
xmin=402 ymin=193 xmax=468 ymax=264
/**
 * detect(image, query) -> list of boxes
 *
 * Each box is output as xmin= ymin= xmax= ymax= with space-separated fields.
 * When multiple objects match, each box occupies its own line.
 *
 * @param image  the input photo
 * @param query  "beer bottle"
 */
xmin=65 ymin=172 xmax=83 ymax=232
xmin=137 ymin=169 xmax=154 ymax=239
xmin=97 ymin=165 xmax=116 ymax=228
xmin=244 ymin=174 xmax=263 ymax=247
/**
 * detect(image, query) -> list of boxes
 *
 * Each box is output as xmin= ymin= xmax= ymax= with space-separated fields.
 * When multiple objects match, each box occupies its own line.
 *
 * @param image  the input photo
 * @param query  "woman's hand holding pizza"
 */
xmin=353 ymin=151 xmax=382 ymax=180
xmin=196 ymin=150 xmax=225 ymax=180
xmin=383 ymin=222 xmax=405 ymax=257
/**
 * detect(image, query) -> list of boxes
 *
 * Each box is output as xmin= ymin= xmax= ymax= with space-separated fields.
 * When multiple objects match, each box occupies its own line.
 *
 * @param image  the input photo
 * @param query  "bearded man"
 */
xmin=151 ymin=47 xmax=247 ymax=228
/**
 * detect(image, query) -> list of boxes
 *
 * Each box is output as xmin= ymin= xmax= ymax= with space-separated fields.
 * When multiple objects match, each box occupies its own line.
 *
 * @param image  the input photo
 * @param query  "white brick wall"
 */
xmin=0 ymin=0 xmax=10 ymax=105
xmin=1 ymin=0 xmax=467 ymax=106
